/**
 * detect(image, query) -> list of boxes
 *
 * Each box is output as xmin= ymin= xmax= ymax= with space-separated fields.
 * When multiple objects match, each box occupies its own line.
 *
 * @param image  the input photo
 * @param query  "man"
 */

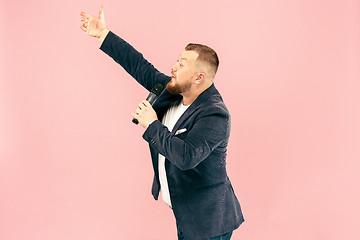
xmin=80 ymin=6 xmax=244 ymax=240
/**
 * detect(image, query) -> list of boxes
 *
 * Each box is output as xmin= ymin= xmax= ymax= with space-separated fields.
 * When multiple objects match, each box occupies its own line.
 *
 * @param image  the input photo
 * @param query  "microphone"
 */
xmin=132 ymin=83 xmax=164 ymax=124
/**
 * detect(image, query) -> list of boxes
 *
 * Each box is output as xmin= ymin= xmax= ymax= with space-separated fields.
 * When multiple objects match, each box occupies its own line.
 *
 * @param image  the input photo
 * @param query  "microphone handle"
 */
xmin=146 ymin=92 xmax=157 ymax=104
xmin=132 ymin=92 xmax=158 ymax=125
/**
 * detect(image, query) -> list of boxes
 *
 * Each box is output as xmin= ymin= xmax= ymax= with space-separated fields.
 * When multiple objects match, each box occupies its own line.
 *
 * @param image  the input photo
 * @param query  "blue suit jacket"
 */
xmin=100 ymin=31 xmax=244 ymax=240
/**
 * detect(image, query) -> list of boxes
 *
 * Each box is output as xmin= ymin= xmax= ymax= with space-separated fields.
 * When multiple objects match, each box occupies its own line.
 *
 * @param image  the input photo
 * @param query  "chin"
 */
xmin=166 ymin=81 xmax=179 ymax=95
xmin=167 ymin=78 xmax=175 ymax=88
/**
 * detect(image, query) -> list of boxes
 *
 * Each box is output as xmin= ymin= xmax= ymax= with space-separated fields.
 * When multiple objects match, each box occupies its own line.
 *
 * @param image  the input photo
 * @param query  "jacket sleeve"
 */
xmin=142 ymin=110 xmax=230 ymax=171
xmin=99 ymin=31 xmax=171 ymax=91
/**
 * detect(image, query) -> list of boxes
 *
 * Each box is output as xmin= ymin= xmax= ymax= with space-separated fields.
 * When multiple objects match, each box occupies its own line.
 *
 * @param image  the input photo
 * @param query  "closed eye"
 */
xmin=177 ymin=58 xmax=186 ymax=67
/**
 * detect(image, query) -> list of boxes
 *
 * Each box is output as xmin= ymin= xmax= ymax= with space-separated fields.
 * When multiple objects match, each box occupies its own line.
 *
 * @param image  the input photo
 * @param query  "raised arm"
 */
xmin=80 ymin=6 xmax=170 ymax=91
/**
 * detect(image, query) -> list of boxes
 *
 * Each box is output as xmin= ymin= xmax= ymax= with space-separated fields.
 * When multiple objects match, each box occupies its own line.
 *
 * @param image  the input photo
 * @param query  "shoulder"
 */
xmin=198 ymin=89 xmax=230 ymax=118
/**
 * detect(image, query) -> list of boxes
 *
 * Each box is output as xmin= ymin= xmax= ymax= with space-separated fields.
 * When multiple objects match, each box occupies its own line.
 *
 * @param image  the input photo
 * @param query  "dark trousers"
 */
xmin=177 ymin=226 xmax=233 ymax=240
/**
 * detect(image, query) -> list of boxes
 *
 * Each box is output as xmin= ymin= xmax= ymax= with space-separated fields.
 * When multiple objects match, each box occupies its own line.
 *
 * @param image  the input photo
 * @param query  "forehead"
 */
xmin=179 ymin=50 xmax=199 ymax=62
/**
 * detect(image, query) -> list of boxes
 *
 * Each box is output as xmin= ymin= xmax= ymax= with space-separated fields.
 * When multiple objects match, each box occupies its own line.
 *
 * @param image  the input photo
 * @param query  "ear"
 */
xmin=195 ymin=72 xmax=206 ymax=84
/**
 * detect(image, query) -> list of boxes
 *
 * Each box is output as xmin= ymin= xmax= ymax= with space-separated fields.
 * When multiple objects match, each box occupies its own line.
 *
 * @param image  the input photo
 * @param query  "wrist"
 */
xmin=145 ymin=119 xmax=157 ymax=129
xmin=99 ymin=28 xmax=110 ymax=43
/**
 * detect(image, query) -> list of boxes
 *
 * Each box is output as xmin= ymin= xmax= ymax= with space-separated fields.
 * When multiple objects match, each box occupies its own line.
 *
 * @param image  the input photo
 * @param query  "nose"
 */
xmin=171 ymin=62 xmax=178 ymax=73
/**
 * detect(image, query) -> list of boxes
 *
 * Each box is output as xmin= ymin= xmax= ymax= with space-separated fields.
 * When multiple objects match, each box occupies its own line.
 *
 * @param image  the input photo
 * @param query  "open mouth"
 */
xmin=171 ymin=71 xmax=176 ymax=80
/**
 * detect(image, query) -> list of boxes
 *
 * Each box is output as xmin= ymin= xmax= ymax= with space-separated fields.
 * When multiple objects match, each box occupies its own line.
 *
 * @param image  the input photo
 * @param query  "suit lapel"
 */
xmin=171 ymin=84 xmax=217 ymax=134
xmin=152 ymin=84 xmax=217 ymax=133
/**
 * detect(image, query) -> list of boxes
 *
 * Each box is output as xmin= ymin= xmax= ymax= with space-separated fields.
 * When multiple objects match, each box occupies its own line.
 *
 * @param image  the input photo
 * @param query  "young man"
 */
xmin=80 ymin=6 xmax=244 ymax=240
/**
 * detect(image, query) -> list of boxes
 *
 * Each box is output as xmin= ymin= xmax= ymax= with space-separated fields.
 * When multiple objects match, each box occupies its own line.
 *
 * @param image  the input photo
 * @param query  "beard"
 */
xmin=166 ymin=78 xmax=192 ymax=95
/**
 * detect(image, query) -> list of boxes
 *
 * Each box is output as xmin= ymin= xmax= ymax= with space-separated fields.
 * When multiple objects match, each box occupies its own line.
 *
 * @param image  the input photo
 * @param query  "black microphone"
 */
xmin=132 ymin=83 xmax=164 ymax=124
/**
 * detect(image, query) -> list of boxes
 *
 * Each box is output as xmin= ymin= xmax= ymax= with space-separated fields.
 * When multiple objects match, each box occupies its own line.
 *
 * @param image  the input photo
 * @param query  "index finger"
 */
xmin=142 ymin=100 xmax=151 ymax=107
xmin=80 ymin=12 xmax=90 ymax=17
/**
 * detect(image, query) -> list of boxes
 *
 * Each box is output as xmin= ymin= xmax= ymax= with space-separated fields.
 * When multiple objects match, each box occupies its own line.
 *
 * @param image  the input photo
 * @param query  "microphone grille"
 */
xmin=151 ymin=84 xmax=164 ymax=96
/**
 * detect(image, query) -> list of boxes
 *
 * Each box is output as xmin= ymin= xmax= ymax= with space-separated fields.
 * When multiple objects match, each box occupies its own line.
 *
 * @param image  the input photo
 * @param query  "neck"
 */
xmin=181 ymin=93 xmax=199 ymax=106
xmin=181 ymin=83 xmax=212 ymax=106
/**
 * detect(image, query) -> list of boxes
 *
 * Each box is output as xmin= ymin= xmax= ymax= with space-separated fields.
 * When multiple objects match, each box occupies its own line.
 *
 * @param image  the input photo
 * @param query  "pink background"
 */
xmin=1 ymin=0 xmax=359 ymax=239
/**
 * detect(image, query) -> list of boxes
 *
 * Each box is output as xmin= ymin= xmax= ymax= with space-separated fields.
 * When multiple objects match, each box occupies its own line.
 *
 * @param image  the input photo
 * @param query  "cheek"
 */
xmin=174 ymin=71 xmax=182 ymax=82
xmin=177 ymin=69 xmax=190 ymax=80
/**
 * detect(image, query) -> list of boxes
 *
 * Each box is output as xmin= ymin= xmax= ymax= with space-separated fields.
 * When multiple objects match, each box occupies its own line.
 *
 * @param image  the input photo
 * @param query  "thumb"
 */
xmin=99 ymin=6 xmax=105 ymax=20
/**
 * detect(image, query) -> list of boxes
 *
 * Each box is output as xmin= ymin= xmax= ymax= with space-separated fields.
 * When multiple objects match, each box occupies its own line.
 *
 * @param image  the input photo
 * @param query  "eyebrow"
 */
xmin=179 ymin=58 xmax=187 ymax=61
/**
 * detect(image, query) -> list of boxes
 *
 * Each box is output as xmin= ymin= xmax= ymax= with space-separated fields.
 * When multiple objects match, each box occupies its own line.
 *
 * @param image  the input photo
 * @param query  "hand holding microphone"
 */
xmin=131 ymin=84 xmax=164 ymax=129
